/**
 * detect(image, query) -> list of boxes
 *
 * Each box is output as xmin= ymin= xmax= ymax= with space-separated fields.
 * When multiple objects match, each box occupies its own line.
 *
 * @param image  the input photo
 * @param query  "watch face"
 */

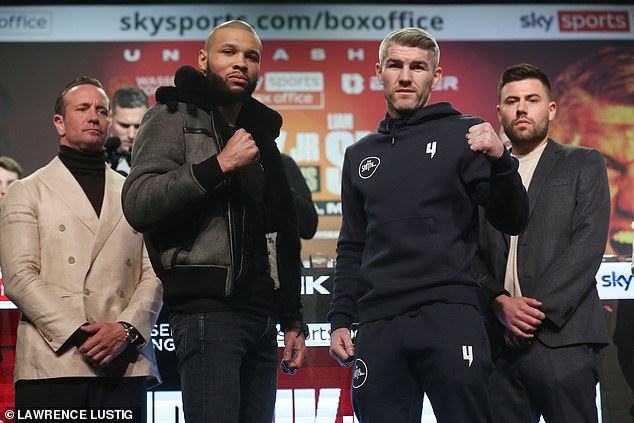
xmin=128 ymin=328 xmax=139 ymax=343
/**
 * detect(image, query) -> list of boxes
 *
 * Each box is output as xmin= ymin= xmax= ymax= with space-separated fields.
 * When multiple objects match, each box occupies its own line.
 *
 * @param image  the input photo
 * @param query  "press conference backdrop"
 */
xmin=0 ymin=3 xmax=633 ymax=422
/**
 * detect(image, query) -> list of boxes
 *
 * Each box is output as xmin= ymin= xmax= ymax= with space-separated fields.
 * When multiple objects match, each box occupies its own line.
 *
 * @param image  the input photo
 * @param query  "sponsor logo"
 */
xmin=256 ymin=72 xmax=324 ymax=109
xmin=341 ymin=73 xmax=365 ymax=95
xmin=600 ymin=272 xmax=632 ymax=291
xmin=558 ymin=10 xmax=630 ymax=32
xmin=359 ymin=157 xmax=380 ymax=179
xmin=352 ymin=358 xmax=368 ymax=388
xmin=520 ymin=12 xmax=555 ymax=31
xmin=595 ymin=262 xmax=633 ymax=300
xmin=265 ymin=72 xmax=323 ymax=92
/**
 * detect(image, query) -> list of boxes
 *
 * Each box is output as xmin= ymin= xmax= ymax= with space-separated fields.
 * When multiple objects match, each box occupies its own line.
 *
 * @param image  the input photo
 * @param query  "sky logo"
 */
xmin=520 ymin=12 xmax=554 ymax=31
xmin=596 ymin=262 xmax=633 ymax=300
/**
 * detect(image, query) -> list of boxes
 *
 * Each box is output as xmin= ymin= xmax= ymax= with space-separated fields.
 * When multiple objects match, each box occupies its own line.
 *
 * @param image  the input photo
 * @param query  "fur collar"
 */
xmin=155 ymin=65 xmax=282 ymax=136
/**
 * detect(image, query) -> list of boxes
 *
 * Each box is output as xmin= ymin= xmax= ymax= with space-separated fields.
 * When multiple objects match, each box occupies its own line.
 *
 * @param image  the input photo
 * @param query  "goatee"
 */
xmin=206 ymin=64 xmax=256 ymax=105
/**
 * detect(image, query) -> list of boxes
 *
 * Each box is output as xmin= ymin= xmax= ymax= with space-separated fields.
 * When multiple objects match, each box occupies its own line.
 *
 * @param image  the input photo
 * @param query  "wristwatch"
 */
xmin=118 ymin=321 xmax=144 ymax=348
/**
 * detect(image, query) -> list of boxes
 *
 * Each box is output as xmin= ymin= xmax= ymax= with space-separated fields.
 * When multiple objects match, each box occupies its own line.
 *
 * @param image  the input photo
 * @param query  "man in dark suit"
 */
xmin=475 ymin=63 xmax=610 ymax=423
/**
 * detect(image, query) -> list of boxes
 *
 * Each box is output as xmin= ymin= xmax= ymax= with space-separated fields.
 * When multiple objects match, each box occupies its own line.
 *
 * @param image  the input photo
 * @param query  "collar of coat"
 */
xmin=155 ymin=65 xmax=282 ymax=138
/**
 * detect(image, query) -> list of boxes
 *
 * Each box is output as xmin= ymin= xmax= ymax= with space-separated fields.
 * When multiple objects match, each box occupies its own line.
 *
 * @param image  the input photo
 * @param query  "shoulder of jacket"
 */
xmin=556 ymin=141 xmax=600 ymax=159
xmin=355 ymin=131 xmax=382 ymax=146
xmin=147 ymin=101 xmax=210 ymax=131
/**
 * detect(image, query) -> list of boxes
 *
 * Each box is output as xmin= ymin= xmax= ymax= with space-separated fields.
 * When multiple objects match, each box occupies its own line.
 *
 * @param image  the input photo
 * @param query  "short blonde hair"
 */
xmin=378 ymin=27 xmax=440 ymax=69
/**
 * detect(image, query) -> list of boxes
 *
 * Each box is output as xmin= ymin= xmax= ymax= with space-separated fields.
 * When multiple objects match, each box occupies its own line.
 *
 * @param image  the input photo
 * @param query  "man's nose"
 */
xmin=516 ymin=99 xmax=529 ymax=114
xmin=87 ymin=107 xmax=100 ymax=122
xmin=233 ymin=54 xmax=248 ymax=71
xmin=398 ymin=68 xmax=412 ymax=84
xmin=127 ymin=126 xmax=138 ymax=140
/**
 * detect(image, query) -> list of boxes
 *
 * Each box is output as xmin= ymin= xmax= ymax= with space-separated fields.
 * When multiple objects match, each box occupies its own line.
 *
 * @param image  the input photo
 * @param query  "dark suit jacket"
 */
xmin=475 ymin=139 xmax=610 ymax=352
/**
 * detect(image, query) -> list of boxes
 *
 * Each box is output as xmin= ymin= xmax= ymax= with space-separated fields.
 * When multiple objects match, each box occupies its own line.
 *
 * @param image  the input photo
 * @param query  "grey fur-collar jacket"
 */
xmin=122 ymin=65 xmax=303 ymax=329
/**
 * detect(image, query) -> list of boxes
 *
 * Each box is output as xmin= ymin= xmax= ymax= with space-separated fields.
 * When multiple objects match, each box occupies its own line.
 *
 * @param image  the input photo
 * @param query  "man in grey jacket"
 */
xmin=475 ymin=63 xmax=610 ymax=423
xmin=122 ymin=20 xmax=307 ymax=423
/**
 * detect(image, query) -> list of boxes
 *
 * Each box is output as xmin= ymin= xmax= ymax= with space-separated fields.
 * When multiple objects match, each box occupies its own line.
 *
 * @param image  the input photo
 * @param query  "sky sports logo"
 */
xmin=0 ymin=12 xmax=51 ymax=34
xmin=558 ymin=10 xmax=630 ymax=32
xmin=521 ymin=10 xmax=631 ymax=33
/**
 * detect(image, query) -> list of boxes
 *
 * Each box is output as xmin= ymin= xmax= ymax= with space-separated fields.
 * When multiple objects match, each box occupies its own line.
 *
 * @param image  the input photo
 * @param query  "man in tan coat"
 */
xmin=0 ymin=76 xmax=162 ymax=419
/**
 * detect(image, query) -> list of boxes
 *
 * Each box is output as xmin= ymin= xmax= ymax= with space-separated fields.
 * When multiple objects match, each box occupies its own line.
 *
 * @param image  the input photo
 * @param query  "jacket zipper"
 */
xmin=210 ymin=113 xmax=243 ymax=293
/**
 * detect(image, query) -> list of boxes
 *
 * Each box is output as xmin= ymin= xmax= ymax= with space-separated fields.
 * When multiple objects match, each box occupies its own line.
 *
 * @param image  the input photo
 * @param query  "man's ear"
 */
xmin=548 ymin=100 xmax=557 ymax=122
xmin=430 ymin=66 xmax=443 ymax=90
xmin=53 ymin=114 xmax=65 ymax=137
xmin=198 ymin=49 xmax=208 ymax=74
xmin=375 ymin=62 xmax=383 ymax=85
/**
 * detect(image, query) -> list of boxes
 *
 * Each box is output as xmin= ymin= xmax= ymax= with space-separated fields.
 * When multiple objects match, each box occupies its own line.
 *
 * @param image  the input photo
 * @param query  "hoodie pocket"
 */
xmin=363 ymin=216 xmax=446 ymax=284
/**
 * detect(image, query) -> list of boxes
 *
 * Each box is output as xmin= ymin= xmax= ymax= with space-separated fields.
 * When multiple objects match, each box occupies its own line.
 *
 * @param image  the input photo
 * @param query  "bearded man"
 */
xmin=122 ymin=20 xmax=307 ymax=423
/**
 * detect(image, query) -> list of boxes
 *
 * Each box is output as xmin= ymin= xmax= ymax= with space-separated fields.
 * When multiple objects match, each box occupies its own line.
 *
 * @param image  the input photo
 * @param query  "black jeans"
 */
xmin=170 ymin=311 xmax=279 ymax=423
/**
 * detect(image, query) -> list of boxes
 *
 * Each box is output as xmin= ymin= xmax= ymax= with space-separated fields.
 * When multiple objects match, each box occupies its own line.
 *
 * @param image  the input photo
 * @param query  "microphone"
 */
xmin=104 ymin=137 xmax=131 ymax=174
xmin=105 ymin=136 xmax=121 ymax=151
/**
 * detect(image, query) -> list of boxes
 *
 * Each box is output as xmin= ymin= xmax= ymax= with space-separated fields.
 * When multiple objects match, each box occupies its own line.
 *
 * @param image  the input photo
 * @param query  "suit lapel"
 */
xmin=526 ymin=139 xmax=562 ymax=218
xmin=40 ymin=157 xmax=99 ymax=234
xmin=89 ymin=169 xmax=123 ymax=265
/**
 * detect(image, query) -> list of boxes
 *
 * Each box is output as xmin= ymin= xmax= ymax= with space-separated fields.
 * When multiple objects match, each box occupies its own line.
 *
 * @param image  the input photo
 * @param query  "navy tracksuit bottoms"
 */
xmin=350 ymin=302 xmax=493 ymax=423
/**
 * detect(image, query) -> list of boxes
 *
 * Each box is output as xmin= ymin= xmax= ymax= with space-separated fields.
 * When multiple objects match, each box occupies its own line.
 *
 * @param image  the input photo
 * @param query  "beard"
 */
xmin=502 ymin=116 xmax=549 ymax=149
xmin=206 ymin=64 xmax=257 ymax=105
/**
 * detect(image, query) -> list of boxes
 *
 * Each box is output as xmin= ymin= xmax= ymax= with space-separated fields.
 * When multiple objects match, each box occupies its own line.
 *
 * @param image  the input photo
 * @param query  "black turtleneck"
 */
xmin=58 ymin=145 xmax=106 ymax=217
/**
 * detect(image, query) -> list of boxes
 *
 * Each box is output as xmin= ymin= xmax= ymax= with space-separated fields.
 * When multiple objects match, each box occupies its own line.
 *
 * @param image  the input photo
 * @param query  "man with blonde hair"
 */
xmin=328 ymin=27 xmax=528 ymax=423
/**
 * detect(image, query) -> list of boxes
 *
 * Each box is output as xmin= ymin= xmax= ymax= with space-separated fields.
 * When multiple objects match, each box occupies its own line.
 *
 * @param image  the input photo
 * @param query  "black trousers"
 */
xmin=15 ymin=376 xmax=147 ymax=422
xmin=489 ymin=341 xmax=600 ymax=423
xmin=351 ymin=302 xmax=493 ymax=423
